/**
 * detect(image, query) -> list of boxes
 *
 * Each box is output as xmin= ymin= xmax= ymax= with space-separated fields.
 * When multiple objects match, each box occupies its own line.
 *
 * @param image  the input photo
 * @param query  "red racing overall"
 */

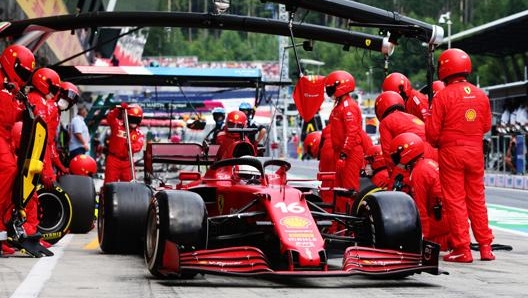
xmin=0 ymin=88 xmax=24 ymax=233
xmin=410 ymin=158 xmax=452 ymax=251
xmin=426 ymin=79 xmax=493 ymax=254
xmin=104 ymin=107 xmax=145 ymax=184
xmin=329 ymin=95 xmax=364 ymax=213
xmin=379 ymin=110 xmax=437 ymax=190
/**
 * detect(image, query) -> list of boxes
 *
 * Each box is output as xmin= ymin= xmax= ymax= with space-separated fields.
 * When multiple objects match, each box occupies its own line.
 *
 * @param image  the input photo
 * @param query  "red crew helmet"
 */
xmin=324 ymin=70 xmax=355 ymax=98
xmin=0 ymin=44 xmax=36 ymax=86
xmin=437 ymin=48 xmax=472 ymax=82
xmin=32 ymin=67 xmax=61 ymax=97
xmin=389 ymin=132 xmax=424 ymax=166
xmin=69 ymin=154 xmax=97 ymax=176
xmin=374 ymin=91 xmax=405 ymax=120
xmin=226 ymin=110 xmax=247 ymax=129
xmin=382 ymin=72 xmax=412 ymax=101
xmin=58 ymin=81 xmax=80 ymax=111
xmin=127 ymin=104 xmax=143 ymax=125
xmin=303 ymin=131 xmax=322 ymax=159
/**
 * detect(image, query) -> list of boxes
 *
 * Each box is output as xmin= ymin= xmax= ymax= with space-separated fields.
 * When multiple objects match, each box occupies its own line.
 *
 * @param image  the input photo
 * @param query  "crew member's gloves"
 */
xmin=120 ymin=102 xmax=129 ymax=109
xmin=335 ymin=152 xmax=347 ymax=173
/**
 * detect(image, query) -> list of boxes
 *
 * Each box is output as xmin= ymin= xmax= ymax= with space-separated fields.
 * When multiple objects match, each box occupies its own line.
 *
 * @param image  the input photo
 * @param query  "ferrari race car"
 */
xmin=98 ymin=140 xmax=444 ymax=279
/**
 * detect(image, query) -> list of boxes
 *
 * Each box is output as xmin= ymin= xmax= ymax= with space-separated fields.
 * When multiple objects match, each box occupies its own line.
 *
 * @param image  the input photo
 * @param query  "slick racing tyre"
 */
xmin=353 ymin=190 xmax=422 ymax=254
xmin=58 ymin=175 xmax=97 ymax=233
xmin=350 ymin=183 xmax=382 ymax=216
xmin=145 ymin=190 xmax=207 ymax=278
xmin=37 ymin=185 xmax=73 ymax=244
xmin=98 ymin=182 xmax=152 ymax=254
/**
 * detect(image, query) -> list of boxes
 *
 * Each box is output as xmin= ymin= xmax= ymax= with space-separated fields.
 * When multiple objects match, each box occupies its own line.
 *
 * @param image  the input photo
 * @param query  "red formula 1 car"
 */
xmin=98 ymin=140 xmax=444 ymax=279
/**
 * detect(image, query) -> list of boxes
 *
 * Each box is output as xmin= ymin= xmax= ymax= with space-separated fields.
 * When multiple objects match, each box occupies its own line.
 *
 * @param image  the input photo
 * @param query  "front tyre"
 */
xmin=354 ymin=190 xmax=422 ymax=253
xmin=145 ymin=190 xmax=207 ymax=278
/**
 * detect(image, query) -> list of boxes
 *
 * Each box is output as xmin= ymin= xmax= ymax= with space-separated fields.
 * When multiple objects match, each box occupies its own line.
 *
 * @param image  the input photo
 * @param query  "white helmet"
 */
xmin=233 ymin=156 xmax=261 ymax=182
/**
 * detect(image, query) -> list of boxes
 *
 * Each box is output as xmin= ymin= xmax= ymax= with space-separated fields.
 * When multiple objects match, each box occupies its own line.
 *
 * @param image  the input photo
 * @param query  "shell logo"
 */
xmin=465 ymin=109 xmax=476 ymax=121
xmin=280 ymin=216 xmax=310 ymax=228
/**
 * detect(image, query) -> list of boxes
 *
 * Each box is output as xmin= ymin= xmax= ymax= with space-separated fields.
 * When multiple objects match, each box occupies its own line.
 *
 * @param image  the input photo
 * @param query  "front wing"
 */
xmin=160 ymin=241 xmax=446 ymax=278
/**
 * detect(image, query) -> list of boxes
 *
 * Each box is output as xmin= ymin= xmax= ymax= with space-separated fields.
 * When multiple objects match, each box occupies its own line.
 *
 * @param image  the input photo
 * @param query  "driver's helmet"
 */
xmin=233 ymin=163 xmax=261 ymax=182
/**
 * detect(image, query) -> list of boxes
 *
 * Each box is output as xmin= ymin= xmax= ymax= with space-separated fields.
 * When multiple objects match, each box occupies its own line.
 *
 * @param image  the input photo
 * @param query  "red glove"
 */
xmin=40 ymin=176 xmax=55 ymax=190
xmin=120 ymin=102 xmax=129 ymax=109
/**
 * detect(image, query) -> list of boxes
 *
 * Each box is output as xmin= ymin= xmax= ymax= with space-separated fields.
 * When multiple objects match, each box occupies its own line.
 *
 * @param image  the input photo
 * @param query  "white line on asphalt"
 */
xmin=486 ymin=186 xmax=528 ymax=193
xmin=10 ymin=234 xmax=73 ymax=298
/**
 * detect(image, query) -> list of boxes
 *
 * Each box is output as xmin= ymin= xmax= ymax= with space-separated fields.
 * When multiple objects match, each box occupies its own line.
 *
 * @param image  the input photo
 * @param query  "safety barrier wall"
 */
xmin=484 ymin=172 xmax=528 ymax=190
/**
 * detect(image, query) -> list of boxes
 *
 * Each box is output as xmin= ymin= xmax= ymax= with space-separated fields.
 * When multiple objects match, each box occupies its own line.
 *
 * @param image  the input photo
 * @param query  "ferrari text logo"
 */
xmin=465 ymin=109 xmax=477 ymax=121
xmin=280 ymin=216 xmax=310 ymax=228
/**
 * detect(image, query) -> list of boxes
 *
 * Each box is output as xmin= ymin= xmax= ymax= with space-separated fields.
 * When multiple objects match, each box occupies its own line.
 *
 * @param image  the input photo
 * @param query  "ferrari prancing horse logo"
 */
xmin=217 ymin=194 xmax=224 ymax=214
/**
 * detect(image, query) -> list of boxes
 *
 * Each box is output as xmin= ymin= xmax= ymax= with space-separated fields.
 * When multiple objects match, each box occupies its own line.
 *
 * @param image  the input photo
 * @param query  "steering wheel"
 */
xmin=263 ymin=159 xmax=291 ymax=172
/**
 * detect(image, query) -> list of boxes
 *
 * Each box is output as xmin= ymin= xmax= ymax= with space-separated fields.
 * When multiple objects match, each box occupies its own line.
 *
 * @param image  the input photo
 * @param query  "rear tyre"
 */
xmin=58 ymin=175 xmax=97 ymax=233
xmin=145 ymin=190 xmax=207 ymax=278
xmin=37 ymin=185 xmax=73 ymax=244
xmin=354 ymin=190 xmax=422 ymax=253
xmin=98 ymin=182 xmax=152 ymax=254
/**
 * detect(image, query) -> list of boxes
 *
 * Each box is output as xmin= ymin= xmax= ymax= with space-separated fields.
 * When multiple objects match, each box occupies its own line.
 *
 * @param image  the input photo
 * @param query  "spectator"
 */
xmin=104 ymin=103 xmax=145 ymax=184
xmin=69 ymin=105 xmax=91 ymax=161
xmin=390 ymin=132 xmax=452 ymax=251
xmin=426 ymin=48 xmax=495 ymax=262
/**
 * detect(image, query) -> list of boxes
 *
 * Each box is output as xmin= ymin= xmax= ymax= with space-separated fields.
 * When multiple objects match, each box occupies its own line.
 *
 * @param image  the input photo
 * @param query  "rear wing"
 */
xmin=143 ymin=142 xmax=219 ymax=183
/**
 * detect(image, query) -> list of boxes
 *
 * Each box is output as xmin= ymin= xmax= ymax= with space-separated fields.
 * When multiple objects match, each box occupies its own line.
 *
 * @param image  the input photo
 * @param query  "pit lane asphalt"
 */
xmin=2 ymin=162 xmax=527 ymax=298
xmin=1 ymin=225 xmax=526 ymax=298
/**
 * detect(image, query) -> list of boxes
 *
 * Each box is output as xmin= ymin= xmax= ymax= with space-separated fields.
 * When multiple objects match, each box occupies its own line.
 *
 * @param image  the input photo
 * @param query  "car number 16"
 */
xmin=274 ymin=202 xmax=306 ymax=213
